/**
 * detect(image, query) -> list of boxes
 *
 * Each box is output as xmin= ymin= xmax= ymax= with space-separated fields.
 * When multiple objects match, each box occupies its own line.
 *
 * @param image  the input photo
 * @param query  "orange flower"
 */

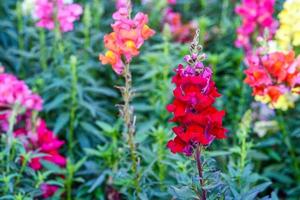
xmin=99 ymin=7 xmax=155 ymax=75
xmin=142 ymin=25 xmax=156 ymax=40
xmin=99 ymin=51 xmax=118 ymax=65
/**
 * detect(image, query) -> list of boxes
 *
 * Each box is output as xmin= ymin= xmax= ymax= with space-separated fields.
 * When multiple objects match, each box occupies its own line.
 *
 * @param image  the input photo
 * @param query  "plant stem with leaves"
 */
xmin=6 ymin=104 xmax=19 ymax=172
xmin=39 ymin=29 xmax=47 ymax=70
xmin=66 ymin=160 xmax=74 ymax=200
xmin=119 ymin=63 xmax=140 ymax=194
xmin=69 ymin=56 xmax=78 ymax=158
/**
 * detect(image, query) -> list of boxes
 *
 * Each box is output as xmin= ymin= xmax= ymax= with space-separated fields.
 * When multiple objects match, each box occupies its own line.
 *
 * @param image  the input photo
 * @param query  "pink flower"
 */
xmin=0 ymin=72 xmax=43 ymax=112
xmin=115 ymin=0 xmax=130 ymax=9
xmin=235 ymin=0 xmax=277 ymax=54
xmin=35 ymin=0 xmax=83 ymax=32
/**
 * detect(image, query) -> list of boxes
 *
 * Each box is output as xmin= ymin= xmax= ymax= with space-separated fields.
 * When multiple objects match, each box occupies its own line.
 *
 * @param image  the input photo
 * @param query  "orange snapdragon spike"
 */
xmin=99 ymin=7 xmax=155 ymax=75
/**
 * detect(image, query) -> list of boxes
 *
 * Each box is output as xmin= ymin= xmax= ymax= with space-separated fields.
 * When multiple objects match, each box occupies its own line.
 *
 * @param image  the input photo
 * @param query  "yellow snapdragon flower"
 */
xmin=276 ymin=0 xmax=300 ymax=50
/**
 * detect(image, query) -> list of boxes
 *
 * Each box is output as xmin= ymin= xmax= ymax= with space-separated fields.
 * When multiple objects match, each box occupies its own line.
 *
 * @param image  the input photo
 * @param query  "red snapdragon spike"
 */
xmin=166 ymin=34 xmax=227 ymax=156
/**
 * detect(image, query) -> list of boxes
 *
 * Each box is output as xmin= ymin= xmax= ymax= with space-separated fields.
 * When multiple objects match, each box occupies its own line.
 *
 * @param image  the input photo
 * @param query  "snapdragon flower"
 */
xmin=167 ymin=33 xmax=227 ymax=156
xmin=99 ymin=7 xmax=155 ymax=74
xmin=35 ymin=0 xmax=83 ymax=32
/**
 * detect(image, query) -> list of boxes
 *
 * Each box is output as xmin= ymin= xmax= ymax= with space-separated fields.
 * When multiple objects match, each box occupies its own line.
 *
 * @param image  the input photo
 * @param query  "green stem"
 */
xmin=39 ymin=28 xmax=47 ymax=71
xmin=16 ymin=1 xmax=25 ymax=77
xmin=16 ymin=1 xmax=24 ymax=51
xmin=83 ymin=4 xmax=91 ymax=49
xmin=69 ymin=56 xmax=78 ymax=159
xmin=66 ymin=160 xmax=74 ymax=200
xmin=53 ymin=0 xmax=63 ymax=54
xmin=15 ymin=153 xmax=29 ymax=187
xmin=239 ymin=134 xmax=247 ymax=172
xmin=122 ymin=63 xmax=140 ymax=194
xmin=276 ymin=110 xmax=300 ymax=181
xmin=6 ymin=104 xmax=19 ymax=172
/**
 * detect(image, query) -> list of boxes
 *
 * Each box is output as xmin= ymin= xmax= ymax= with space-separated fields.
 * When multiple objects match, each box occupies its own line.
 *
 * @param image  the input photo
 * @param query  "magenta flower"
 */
xmin=0 ymin=73 xmax=43 ymax=112
xmin=35 ymin=0 xmax=83 ymax=32
xmin=115 ymin=0 xmax=130 ymax=9
xmin=235 ymin=0 xmax=277 ymax=54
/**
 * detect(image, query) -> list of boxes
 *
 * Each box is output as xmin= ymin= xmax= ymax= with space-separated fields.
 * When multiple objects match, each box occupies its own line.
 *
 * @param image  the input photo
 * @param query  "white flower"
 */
xmin=21 ymin=0 xmax=36 ymax=16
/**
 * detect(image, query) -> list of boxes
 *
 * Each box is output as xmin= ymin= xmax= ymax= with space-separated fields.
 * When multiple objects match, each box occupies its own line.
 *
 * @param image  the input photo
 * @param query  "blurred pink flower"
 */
xmin=0 ymin=72 xmax=43 ymax=111
xmin=235 ymin=0 xmax=277 ymax=54
xmin=35 ymin=0 xmax=83 ymax=32
xmin=163 ymin=8 xmax=197 ymax=43
xmin=115 ymin=0 xmax=130 ymax=9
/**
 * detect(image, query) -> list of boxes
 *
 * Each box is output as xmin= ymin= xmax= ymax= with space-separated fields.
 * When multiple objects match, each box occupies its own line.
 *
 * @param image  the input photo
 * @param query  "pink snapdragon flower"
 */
xmin=0 ymin=73 xmax=43 ymax=111
xmin=235 ymin=0 xmax=277 ymax=54
xmin=35 ymin=0 xmax=83 ymax=32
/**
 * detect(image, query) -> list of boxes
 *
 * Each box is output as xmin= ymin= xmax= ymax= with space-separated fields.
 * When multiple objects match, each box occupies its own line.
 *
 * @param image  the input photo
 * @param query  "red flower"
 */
xmin=167 ymin=61 xmax=227 ymax=156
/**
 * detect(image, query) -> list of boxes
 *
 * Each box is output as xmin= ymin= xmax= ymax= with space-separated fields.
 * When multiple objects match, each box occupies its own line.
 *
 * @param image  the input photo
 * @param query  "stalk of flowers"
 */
xmin=275 ymin=0 xmax=300 ymax=51
xmin=166 ymin=30 xmax=227 ymax=200
xmin=99 ymin=1 xmax=155 ymax=193
xmin=163 ymin=7 xmax=197 ymax=43
xmin=235 ymin=0 xmax=277 ymax=54
xmin=0 ymin=69 xmax=66 ymax=198
xmin=244 ymin=48 xmax=300 ymax=110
